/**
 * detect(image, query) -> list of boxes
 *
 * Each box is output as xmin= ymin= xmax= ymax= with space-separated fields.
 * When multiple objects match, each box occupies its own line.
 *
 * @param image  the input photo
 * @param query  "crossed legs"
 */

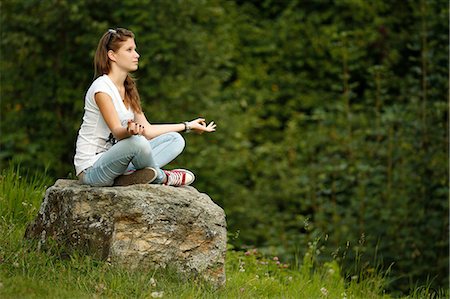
xmin=82 ymin=132 xmax=185 ymax=186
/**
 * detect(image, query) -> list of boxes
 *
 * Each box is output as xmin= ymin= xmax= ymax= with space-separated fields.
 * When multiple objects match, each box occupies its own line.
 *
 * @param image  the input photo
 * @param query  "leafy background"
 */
xmin=1 ymin=0 xmax=448 ymax=294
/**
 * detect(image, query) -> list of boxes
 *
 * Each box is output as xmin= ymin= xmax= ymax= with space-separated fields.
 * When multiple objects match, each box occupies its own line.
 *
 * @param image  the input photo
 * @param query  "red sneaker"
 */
xmin=163 ymin=169 xmax=195 ymax=186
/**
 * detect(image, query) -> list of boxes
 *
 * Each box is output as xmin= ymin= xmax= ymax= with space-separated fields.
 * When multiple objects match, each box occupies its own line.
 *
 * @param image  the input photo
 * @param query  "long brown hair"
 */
xmin=94 ymin=28 xmax=142 ymax=113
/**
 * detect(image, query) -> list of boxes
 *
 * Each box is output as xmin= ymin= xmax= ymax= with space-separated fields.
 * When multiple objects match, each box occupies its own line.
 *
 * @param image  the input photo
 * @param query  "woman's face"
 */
xmin=110 ymin=38 xmax=140 ymax=72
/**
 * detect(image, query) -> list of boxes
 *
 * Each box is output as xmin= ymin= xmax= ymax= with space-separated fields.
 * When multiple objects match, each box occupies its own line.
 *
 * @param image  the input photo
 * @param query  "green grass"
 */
xmin=0 ymin=166 xmax=447 ymax=299
xmin=0 ymin=165 xmax=51 ymax=224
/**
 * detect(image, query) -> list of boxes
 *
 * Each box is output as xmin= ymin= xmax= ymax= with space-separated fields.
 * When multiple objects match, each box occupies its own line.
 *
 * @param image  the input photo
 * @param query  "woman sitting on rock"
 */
xmin=74 ymin=28 xmax=216 ymax=187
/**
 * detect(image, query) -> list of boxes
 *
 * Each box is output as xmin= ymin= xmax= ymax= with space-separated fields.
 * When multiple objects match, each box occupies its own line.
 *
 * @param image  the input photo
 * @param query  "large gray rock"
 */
xmin=25 ymin=179 xmax=227 ymax=287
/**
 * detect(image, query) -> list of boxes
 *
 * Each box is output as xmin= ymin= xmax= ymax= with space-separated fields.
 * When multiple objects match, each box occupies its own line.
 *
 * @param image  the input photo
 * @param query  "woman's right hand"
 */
xmin=127 ymin=120 xmax=145 ymax=136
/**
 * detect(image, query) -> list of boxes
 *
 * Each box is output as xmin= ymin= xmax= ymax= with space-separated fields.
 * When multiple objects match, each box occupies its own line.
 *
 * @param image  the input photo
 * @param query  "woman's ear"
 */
xmin=107 ymin=50 xmax=116 ymax=62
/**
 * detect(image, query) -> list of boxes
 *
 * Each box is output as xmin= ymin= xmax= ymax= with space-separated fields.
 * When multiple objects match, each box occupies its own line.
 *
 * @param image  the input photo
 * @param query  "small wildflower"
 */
xmin=255 ymin=274 xmax=259 ymax=279
xmin=239 ymin=260 xmax=245 ymax=272
xmin=151 ymin=291 xmax=164 ymax=298
xmin=288 ymin=276 xmax=293 ymax=281
xmin=327 ymin=268 xmax=335 ymax=275
xmin=95 ymin=283 xmax=107 ymax=293
xmin=12 ymin=262 xmax=19 ymax=268
xmin=276 ymin=261 xmax=280 ymax=265
xmin=245 ymin=251 xmax=251 ymax=256
xmin=273 ymin=256 xmax=279 ymax=261
xmin=341 ymin=292 xmax=348 ymax=299
xmin=239 ymin=287 xmax=245 ymax=293
xmin=351 ymin=275 xmax=358 ymax=280
xmin=320 ymin=287 xmax=329 ymax=296
xmin=149 ymin=278 xmax=157 ymax=287
xmin=304 ymin=218 xmax=310 ymax=229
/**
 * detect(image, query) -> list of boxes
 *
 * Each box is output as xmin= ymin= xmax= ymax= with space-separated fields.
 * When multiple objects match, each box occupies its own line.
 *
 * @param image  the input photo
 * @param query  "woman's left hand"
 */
xmin=188 ymin=118 xmax=216 ymax=133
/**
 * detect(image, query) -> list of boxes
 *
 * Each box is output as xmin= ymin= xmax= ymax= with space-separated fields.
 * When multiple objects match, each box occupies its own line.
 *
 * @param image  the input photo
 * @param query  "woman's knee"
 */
xmin=168 ymin=132 xmax=185 ymax=152
xmin=125 ymin=135 xmax=152 ymax=155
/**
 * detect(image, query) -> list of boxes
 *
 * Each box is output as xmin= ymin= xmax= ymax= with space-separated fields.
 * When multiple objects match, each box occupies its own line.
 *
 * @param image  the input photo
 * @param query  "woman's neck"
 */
xmin=107 ymin=71 xmax=128 ymax=105
xmin=107 ymin=70 xmax=128 ymax=88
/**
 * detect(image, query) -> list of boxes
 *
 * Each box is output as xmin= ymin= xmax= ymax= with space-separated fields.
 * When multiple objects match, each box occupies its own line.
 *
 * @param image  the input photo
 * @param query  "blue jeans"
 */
xmin=81 ymin=132 xmax=185 ymax=186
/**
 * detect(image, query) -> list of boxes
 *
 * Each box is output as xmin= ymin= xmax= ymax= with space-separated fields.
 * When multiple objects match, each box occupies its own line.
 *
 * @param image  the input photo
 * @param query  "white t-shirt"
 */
xmin=74 ymin=74 xmax=135 ymax=175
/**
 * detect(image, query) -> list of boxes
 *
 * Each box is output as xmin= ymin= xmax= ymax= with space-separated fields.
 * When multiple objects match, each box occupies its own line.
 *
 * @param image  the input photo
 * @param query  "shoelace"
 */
xmin=164 ymin=170 xmax=186 ymax=186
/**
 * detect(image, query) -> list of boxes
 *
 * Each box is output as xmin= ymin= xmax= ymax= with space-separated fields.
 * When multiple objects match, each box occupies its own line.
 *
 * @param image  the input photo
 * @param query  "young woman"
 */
xmin=74 ymin=28 xmax=216 ymax=187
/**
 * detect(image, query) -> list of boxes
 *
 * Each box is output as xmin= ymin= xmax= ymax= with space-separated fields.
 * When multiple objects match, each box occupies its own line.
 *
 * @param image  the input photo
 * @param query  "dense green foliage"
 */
xmin=1 ymin=0 xmax=448 ymax=294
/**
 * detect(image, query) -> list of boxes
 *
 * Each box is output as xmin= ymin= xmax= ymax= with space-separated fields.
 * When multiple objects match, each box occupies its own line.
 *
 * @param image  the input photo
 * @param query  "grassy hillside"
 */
xmin=0 ymin=167 xmax=446 ymax=298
